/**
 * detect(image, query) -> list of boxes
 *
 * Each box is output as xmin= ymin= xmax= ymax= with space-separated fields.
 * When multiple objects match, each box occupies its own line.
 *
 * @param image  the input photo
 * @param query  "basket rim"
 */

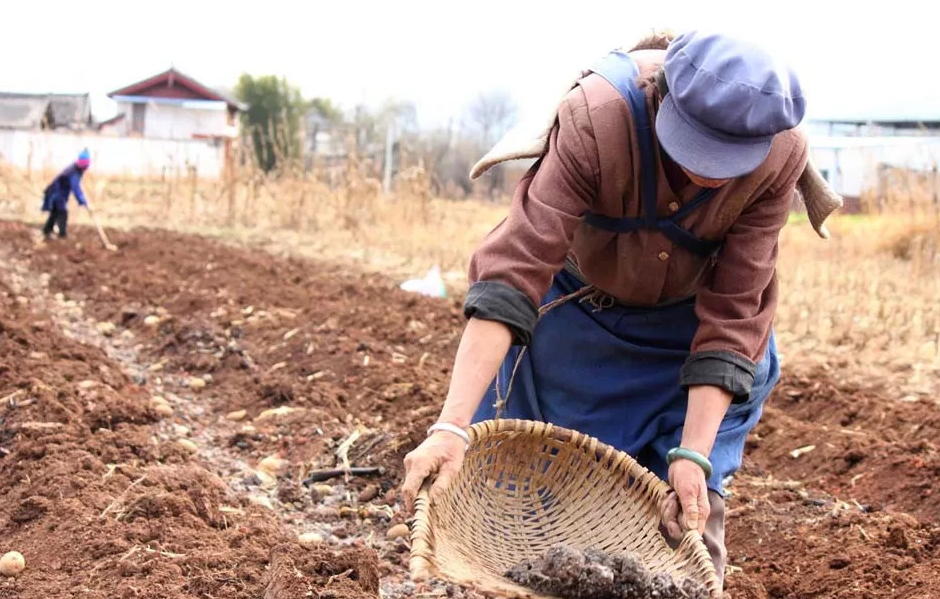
xmin=467 ymin=418 xmax=672 ymax=500
xmin=409 ymin=418 xmax=724 ymax=599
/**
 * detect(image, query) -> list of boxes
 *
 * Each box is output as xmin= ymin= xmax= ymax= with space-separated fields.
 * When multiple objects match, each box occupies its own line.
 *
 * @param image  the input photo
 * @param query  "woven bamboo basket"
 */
xmin=409 ymin=418 xmax=723 ymax=599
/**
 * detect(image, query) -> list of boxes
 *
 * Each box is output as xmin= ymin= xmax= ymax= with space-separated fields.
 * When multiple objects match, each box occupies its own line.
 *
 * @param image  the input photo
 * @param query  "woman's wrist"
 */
xmin=682 ymin=384 xmax=733 ymax=457
xmin=437 ymin=392 xmax=484 ymax=429
xmin=435 ymin=412 xmax=473 ymax=430
xmin=666 ymin=447 xmax=713 ymax=479
xmin=427 ymin=422 xmax=471 ymax=448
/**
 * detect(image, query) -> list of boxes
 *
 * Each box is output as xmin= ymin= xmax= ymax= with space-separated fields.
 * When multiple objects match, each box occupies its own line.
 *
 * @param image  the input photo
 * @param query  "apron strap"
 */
xmin=672 ymin=186 xmax=718 ymax=220
xmin=657 ymin=221 xmax=721 ymax=257
xmin=589 ymin=50 xmax=658 ymax=226
xmin=659 ymin=187 xmax=722 ymax=257
xmin=583 ymin=50 xmax=722 ymax=259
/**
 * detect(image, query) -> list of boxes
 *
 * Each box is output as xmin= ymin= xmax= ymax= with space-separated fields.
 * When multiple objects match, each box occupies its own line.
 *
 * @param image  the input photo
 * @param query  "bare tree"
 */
xmin=467 ymin=90 xmax=518 ymax=199
xmin=468 ymin=89 xmax=517 ymax=149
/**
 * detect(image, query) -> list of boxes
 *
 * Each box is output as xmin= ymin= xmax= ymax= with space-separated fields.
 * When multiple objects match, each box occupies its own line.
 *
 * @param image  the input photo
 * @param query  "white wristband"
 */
xmin=427 ymin=422 xmax=471 ymax=448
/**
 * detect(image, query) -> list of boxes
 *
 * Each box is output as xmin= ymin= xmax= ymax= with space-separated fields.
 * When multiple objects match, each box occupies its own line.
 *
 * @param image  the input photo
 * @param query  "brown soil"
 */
xmin=0 ymin=262 xmax=378 ymax=599
xmin=722 ymin=363 xmax=940 ymax=599
xmin=743 ymin=368 xmax=940 ymax=519
xmin=1 ymin=222 xmax=939 ymax=599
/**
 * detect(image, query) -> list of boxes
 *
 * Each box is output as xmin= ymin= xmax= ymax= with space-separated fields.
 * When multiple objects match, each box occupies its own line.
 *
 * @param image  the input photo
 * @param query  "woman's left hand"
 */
xmin=661 ymin=458 xmax=710 ymax=538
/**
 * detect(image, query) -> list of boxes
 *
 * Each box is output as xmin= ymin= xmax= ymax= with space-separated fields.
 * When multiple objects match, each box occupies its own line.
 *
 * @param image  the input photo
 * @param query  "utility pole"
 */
xmin=383 ymin=120 xmax=395 ymax=194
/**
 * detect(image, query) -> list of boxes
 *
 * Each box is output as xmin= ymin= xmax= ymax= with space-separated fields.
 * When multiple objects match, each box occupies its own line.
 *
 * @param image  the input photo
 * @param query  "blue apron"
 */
xmin=471 ymin=51 xmax=781 ymax=496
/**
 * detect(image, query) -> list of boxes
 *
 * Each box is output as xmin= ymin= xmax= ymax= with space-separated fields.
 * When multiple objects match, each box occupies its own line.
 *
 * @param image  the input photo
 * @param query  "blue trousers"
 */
xmin=472 ymin=269 xmax=779 ymax=496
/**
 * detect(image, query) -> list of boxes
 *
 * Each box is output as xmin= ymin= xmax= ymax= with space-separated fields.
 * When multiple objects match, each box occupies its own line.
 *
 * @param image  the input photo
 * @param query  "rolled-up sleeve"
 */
xmin=682 ymin=135 xmax=809 ymax=402
xmin=464 ymin=89 xmax=599 ymax=345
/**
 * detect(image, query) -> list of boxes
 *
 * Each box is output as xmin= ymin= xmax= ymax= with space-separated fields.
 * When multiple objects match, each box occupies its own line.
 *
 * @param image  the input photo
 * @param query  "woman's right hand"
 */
xmin=400 ymin=430 xmax=467 ymax=514
xmin=399 ymin=318 xmax=512 ymax=514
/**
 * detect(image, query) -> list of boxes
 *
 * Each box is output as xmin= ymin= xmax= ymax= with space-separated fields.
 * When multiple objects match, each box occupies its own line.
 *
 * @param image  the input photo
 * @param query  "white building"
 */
xmin=805 ymin=108 xmax=940 ymax=211
xmin=106 ymin=68 xmax=244 ymax=140
xmin=0 ymin=70 xmax=247 ymax=179
xmin=104 ymin=68 xmax=246 ymax=176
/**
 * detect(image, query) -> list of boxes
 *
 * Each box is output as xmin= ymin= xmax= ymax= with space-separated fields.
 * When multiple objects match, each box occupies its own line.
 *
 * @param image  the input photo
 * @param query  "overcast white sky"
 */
xmin=3 ymin=0 xmax=936 ymax=127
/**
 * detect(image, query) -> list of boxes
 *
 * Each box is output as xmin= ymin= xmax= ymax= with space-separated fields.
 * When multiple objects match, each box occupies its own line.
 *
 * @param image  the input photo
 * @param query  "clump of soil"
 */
xmin=505 ymin=546 xmax=708 ymax=599
xmin=263 ymin=543 xmax=379 ymax=599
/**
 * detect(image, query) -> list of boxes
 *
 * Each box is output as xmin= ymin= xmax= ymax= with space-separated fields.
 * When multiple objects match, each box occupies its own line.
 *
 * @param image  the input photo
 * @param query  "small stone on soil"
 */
xmin=254 ymin=470 xmax=278 ymax=489
xmin=828 ymin=556 xmax=851 ymax=569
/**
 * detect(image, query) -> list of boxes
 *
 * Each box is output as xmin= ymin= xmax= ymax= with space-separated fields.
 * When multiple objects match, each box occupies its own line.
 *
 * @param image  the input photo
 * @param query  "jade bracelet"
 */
xmin=666 ymin=446 xmax=713 ymax=479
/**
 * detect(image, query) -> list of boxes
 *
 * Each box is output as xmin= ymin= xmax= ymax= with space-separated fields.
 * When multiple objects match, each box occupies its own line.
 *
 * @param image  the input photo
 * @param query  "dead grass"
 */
xmin=0 ymin=160 xmax=505 ymax=285
xmin=775 ymin=212 xmax=940 ymax=395
xmin=2 ymin=160 xmax=938 ymax=392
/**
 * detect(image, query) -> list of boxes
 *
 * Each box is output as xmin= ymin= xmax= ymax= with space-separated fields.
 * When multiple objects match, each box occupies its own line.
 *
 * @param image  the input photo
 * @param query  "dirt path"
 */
xmin=1 ymin=222 xmax=939 ymax=599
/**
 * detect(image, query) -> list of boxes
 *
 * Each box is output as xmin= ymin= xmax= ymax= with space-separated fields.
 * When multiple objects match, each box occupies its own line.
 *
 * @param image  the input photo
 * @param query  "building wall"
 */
xmin=110 ymin=101 xmax=236 ymax=140
xmin=0 ymin=129 xmax=225 ymax=178
xmin=142 ymin=103 xmax=229 ymax=139
xmin=808 ymin=132 xmax=940 ymax=202
xmin=111 ymin=102 xmax=134 ymax=136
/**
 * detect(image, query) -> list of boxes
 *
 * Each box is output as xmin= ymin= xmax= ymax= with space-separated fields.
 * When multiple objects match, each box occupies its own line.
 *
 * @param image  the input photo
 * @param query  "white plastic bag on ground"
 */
xmin=400 ymin=266 xmax=447 ymax=298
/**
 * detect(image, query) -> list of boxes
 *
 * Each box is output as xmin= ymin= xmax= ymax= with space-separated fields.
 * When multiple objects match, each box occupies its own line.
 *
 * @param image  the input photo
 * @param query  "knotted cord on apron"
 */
xmin=494 ymin=284 xmax=602 ymax=418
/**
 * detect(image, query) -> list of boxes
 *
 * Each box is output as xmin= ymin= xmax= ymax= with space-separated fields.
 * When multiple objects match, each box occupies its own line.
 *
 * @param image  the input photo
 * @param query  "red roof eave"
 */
xmin=107 ymin=69 xmax=245 ymax=112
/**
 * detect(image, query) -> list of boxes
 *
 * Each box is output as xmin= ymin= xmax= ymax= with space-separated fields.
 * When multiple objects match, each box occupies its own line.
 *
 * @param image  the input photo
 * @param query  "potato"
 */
xmin=254 ymin=470 xmax=277 ymax=489
xmin=255 ymin=406 xmax=303 ymax=421
xmin=257 ymin=456 xmax=288 ymax=476
xmin=0 ymin=551 xmax=25 ymax=576
xmin=312 ymin=484 xmax=333 ymax=497
xmin=386 ymin=524 xmax=410 ymax=540
xmin=177 ymin=439 xmax=198 ymax=453
xmin=248 ymin=494 xmax=274 ymax=510
xmin=96 ymin=322 xmax=117 ymax=337
xmin=152 ymin=403 xmax=174 ymax=417
xmin=298 ymin=532 xmax=324 ymax=546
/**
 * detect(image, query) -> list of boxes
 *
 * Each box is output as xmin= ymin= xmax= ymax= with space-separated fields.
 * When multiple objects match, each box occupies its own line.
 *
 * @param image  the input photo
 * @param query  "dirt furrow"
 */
xmin=740 ymin=365 xmax=940 ymax=520
xmin=0 ymin=224 xmax=466 ymax=597
xmin=0 ymin=251 xmax=381 ymax=599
